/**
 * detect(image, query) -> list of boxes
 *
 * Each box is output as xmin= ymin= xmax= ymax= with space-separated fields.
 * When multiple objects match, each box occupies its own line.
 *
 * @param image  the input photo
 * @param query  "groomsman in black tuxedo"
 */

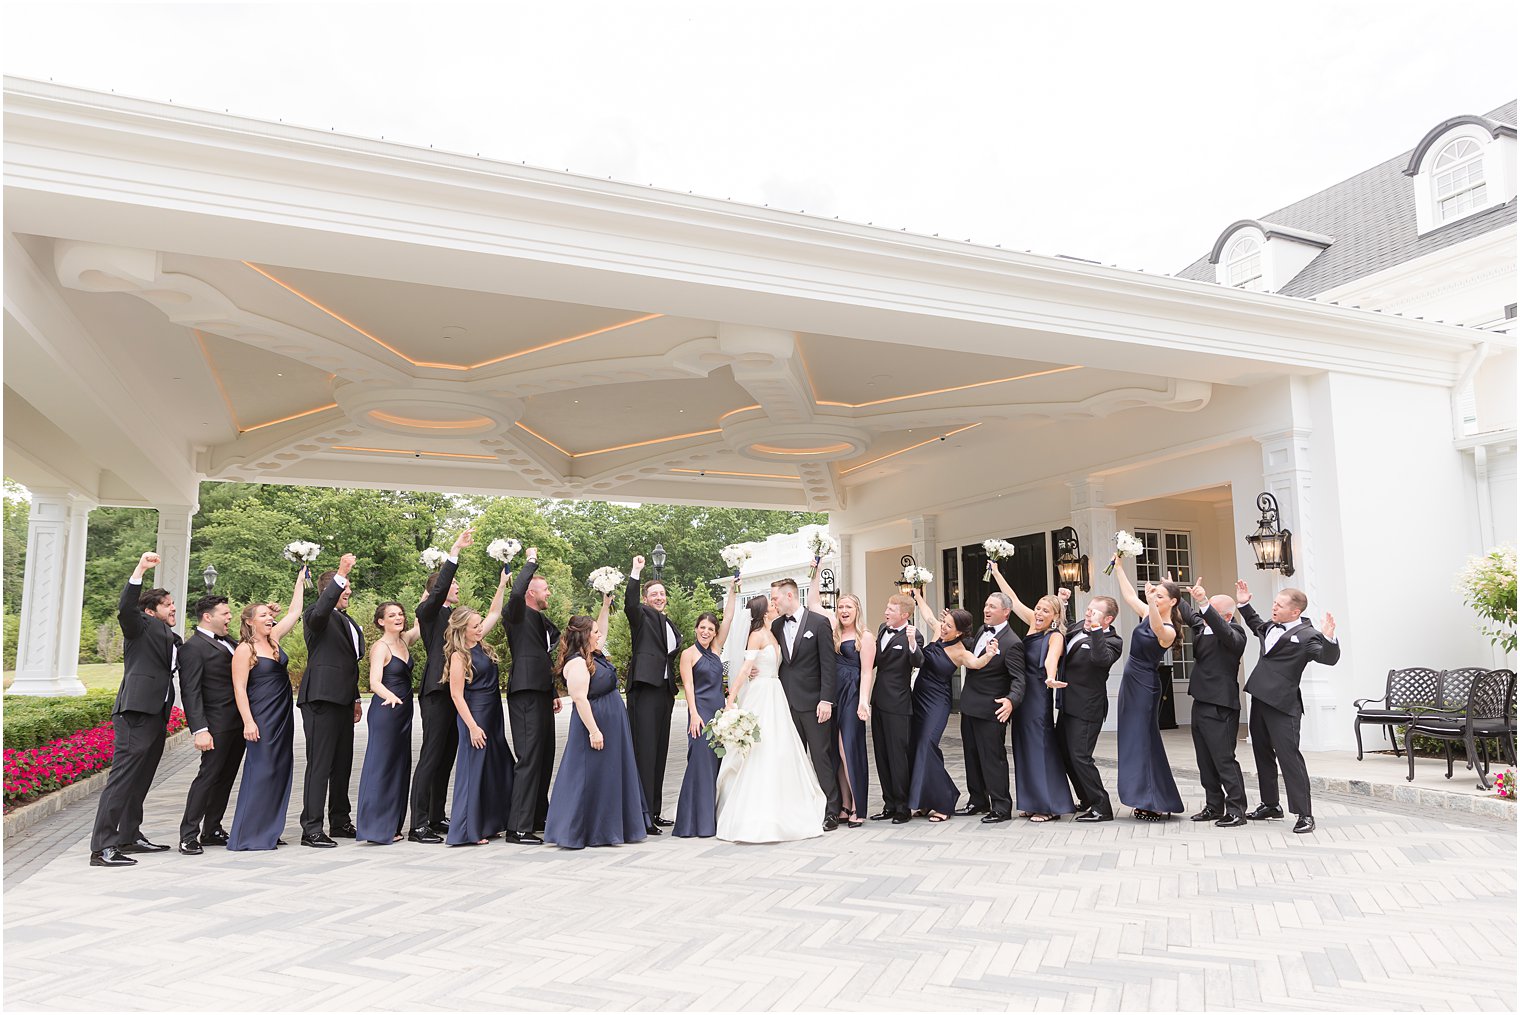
xmin=177 ymin=594 xmax=243 ymax=854
xmin=861 ymin=594 xmax=922 ymax=823
xmin=1176 ymin=580 xmax=1250 ymax=827
xmin=1053 ymin=589 xmax=1123 ymax=822
xmin=407 ymin=528 xmax=473 ymax=844
xmin=770 ymin=578 xmax=842 ymax=830
xmin=298 ymin=552 xmax=363 ymax=847
xmin=955 ymin=591 xmax=1025 ymax=824
xmin=1236 ymin=581 xmax=1340 ymax=834
xmin=625 ymin=554 xmax=681 ymax=833
xmin=504 ymin=546 xmax=561 ymax=844
xmin=90 ymin=552 xmax=181 ymax=867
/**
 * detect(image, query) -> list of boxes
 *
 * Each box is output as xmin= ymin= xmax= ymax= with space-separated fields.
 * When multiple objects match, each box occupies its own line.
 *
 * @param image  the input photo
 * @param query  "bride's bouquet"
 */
xmin=807 ymin=532 xmax=837 ymax=578
xmin=588 ymin=566 xmax=625 ymax=595
xmin=283 ymin=540 xmax=321 ymax=588
xmin=703 ymin=707 xmax=761 ymax=759
xmin=487 ymin=537 xmax=522 ymax=566
xmin=419 ymin=547 xmax=448 ymax=571
xmin=1104 ymin=530 xmax=1146 ymax=575
xmin=981 ymin=538 xmax=1016 ymax=580
xmin=719 ymin=543 xmax=751 ymax=579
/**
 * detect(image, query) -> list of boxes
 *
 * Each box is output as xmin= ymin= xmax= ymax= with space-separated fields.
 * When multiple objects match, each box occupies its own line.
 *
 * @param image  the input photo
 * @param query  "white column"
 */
xmin=11 ymin=491 xmax=93 ymax=697
xmin=155 ymin=504 xmax=195 ymax=637
xmin=836 ymin=533 xmax=854 ymax=595
xmin=1069 ymin=479 xmax=1121 ymax=730
xmin=909 ymin=514 xmax=938 ymax=613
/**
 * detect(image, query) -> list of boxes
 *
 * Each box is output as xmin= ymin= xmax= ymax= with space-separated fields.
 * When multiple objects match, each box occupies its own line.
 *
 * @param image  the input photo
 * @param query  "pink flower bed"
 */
xmin=3 ymin=707 xmax=185 ymax=812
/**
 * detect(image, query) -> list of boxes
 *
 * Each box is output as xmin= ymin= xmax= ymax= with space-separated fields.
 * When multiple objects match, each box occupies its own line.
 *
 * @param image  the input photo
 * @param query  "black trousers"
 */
xmin=790 ymin=707 xmax=842 ymax=819
xmin=179 ymin=728 xmax=245 ymax=841
xmin=1191 ymin=702 xmax=1247 ymax=815
xmin=626 ymin=681 xmax=675 ymax=820
xmin=508 ymin=689 xmax=555 ymax=833
xmin=871 ymin=710 xmax=912 ymax=816
xmin=90 ymin=707 xmax=168 ymax=851
xmin=1057 ymin=711 xmax=1111 ymax=817
xmin=409 ymin=690 xmax=458 ymax=830
xmin=960 ymin=713 xmax=1012 ymax=817
xmin=1249 ymin=699 xmax=1312 ymax=816
xmin=299 ymin=700 xmax=355 ymax=836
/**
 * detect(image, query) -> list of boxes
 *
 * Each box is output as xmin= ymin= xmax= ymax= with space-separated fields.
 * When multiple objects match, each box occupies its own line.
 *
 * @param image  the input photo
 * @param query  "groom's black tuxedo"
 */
xmin=625 ymin=578 xmax=681 ymax=822
xmin=959 ymin=622 xmax=1024 ymax=818
xmin=1056 ymin=621 xmax=1122 ymax=818
xmin=772 ymin=608 xmax=841 ymax=819
xmin=1176 ymin=599 xmax=1249 ymax=816
xmin=299 ymin=576 xmax=363 ymax=837
xmin=506 ymin=561 xmax=560 ymax=834
xmin=178 ymin=629 xmax=245 ymax=843
xmin=409 ymin=555 xmax=459 ymax=832
xmin=872 ymin=624 xmax=922 ymax=818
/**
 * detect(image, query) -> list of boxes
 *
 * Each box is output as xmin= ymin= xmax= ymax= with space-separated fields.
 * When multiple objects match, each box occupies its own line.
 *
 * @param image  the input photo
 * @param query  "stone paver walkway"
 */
xmin=4 ymin=702 xmax=1515 ymax=1011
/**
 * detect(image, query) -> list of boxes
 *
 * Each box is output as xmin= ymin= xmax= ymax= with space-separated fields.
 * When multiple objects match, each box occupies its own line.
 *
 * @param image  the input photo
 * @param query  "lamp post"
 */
xmin=819 ymin=567 xmax=838 ymax=611
xmin=651 ymin=543 xmax=666 ymax=578
xmin=202 ymin=563 xmax=218 ymax=590
xmin=1053 ymin=526 xmax=1090 ymax=593
xmin=1245 ymin=492 xmax=1295 ymax=577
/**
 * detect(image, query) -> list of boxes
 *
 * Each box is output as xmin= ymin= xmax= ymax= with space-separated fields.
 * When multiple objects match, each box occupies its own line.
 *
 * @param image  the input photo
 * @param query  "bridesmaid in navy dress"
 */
xmin=229 ymin=567 xmax=306 ymax=851
xmin=674 ymin=580 xmax=739 ymax=838
xmin=1014 ymin=595 xmax=1077 ymax=821
xmin=545 ymin=594 xmax=649 ymax=849
xmin=808 ymin=565 xmax=875 ymax=827
xmin=1110 ymin=557 xmax=1185 ymax=821
xmin=355 ymin=602 xmax=420 ymax=844
xmin=444 ymin=570 xmax=514 ymax=846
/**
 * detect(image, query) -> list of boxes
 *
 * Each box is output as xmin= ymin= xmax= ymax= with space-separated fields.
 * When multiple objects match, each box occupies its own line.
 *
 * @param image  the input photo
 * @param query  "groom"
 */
xmin=769 ymin=579 xmax=842 ymax=830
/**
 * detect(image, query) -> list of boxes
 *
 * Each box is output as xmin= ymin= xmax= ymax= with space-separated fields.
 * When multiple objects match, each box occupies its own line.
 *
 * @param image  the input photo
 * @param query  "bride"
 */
xmin=714 ymin=595 xmax=826 ymax=843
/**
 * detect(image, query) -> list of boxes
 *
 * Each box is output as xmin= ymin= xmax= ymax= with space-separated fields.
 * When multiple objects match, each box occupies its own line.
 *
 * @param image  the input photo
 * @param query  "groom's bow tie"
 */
xmin=783 ymin=614 xmax=798 ymax=624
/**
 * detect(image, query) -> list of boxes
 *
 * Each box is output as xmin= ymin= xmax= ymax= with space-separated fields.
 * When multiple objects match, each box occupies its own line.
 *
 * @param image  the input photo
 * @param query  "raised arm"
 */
xmin=305 ymin=553 xmax=355 ymax=633
xmin=625 ymin=555 xmax=645 ymax=631
xmin=805 ymin=559 xmax=837 ymax=629
xmin=481 ymin=568 xmax=510 ymax=636
xmin=987 ymin=560 xmax=1036 ymax=626
xmin=946 ymin=637 xmax=1001 ymax=670
xmin=418 ymin=529 xmax=469 ymax=624
xmin=1146 ymin=591 xmax=1176 ymax=648
xmin=506 ymin=551 xmax=537 ymax=625
xmin=271 ymin=567 xmax=307 ymax=643
xmin=595 ymin=592 xmax=613 ymax=649
xmin=714 ymin=578 xmax=739 ymax=647
xmin=118 ymin=551 xmax=159 ymax=639
xmin=909 ymin=586 xmax=939 ymax=629
xmin=1110 ymin=556 xmax=1149 ymax=619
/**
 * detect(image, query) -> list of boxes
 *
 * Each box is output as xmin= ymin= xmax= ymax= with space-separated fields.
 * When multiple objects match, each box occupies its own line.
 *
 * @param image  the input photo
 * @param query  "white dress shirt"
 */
xmin=974 ymin=620 xmax=1007 ymax=656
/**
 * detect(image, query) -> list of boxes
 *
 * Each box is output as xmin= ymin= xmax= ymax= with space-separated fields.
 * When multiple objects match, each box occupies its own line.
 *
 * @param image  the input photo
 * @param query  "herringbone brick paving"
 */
xmin=4 ymin=702 xmax=1514 ymax=1011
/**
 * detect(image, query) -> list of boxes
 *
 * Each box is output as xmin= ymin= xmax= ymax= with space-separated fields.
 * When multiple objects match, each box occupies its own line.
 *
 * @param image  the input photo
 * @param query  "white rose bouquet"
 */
xmin=283 ymin=540 xmax=322 ymax=588
xmin=588 ymin=566 xmax=626 ymax=596
xmin=807 ymin=532 xmax=837 ymax=578
xmin=487 ymin=538 xmax=522 ymax=566
xmin=982 ymin=538 xmax=1016 ymax=580
xmin=419 ymin=547 xmax=448 ymax=571
xmin=719 ymin=543 xmax=751 ymax=579
xmin=703 ymin=707 xmax=761 ymax=759
xmin=901 ymin=564 xmax=934 ymax=588
xmin=1104 ymin=530 xmax=1146 ymax=575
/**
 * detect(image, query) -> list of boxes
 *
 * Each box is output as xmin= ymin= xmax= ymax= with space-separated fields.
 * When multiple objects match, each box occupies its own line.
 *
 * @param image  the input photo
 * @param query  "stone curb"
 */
xmin=3 ymin=728 xmax=192 ymax=839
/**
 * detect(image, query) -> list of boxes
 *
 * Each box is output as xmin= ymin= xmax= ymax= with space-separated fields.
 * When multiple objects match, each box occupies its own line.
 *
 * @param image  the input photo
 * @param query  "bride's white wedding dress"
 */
xmin=715 ymin=643 xmax=826 ymax=843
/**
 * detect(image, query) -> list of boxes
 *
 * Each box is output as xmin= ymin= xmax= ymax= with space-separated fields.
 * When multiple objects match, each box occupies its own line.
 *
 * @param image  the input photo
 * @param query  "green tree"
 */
xmin=3 ymin=480 xmax=29 ymax=615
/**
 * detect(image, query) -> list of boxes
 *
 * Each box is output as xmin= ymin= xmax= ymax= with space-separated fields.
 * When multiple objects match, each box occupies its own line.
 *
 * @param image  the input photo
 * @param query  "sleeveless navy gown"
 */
xmin=1013 ymin=629 xmax=1076 ymax=815
xmin=907 ymin=640 xmax=961 ymax=815
xmin=1116 ymin=621 xmax=1184 ymax=813
xmin=355 ymin=651 xmax=414 ymax=843
xmin=833 ymin=637 xmax=870 ymax=816
xmin=446 ymin=646 xmax=516 ymax=845
xmin=674 ymin=645 xmax=724 ymax=838
xmin=228 ymin=649 xmax=294 ymax=851
xmin=545 ymin=654 xmax=649 ymax=849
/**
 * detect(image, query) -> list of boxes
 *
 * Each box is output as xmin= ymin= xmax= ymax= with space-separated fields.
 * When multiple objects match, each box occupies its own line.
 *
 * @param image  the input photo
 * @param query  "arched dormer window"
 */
xmin=1225 ymin=236 xmax=1263 ymax=289
xmin=1432 ymin=137 xmax=1487 ymax=223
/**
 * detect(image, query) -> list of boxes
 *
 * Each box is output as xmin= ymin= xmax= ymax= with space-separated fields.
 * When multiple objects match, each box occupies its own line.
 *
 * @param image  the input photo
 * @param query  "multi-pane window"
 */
xmin=1225 ymin=237 xmax=1263 ymax=289
xmin=1434 ymin=138 xmax=1488 ymax=223
xmin=1132 ymin=528 xmax=1194 ymax=681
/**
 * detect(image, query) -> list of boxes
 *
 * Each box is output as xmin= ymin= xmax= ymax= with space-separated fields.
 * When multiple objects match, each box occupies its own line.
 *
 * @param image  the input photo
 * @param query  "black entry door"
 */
xmin=959 ymin=533 xmax=1047 ymax=637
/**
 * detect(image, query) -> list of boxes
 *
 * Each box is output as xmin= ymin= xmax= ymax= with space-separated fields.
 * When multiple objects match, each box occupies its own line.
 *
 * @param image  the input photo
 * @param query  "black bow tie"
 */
xmin=980 ymin=625 xmax=996 ymax=636
xmin=1267 ymin=622 xmax=1286 ymax=631
xmin=784 ymin=615 xmax=798 ymax=624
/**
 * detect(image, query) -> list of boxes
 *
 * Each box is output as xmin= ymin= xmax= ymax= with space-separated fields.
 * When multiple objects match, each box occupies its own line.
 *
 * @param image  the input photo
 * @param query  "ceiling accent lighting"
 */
xmin=367 ymin=409 xmax=495 ymax=430
xmin=331 ymin=445 xmax=499 ymax=461
xmin=670 ymin=467 xmax=797 ymax=480
xmin=514 ymin=422 xmax=722 ymax=458
xmin=840 ymin=423 xmax=981 ymax=475
xmin=816 ymin=365 xmax=1085 ymax=409
xmin=748 ymin=442 xmax=854 ymax=456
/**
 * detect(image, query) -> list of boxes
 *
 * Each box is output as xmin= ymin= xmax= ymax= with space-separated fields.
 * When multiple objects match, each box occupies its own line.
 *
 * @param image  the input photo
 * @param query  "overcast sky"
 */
xmin=4 ymin=1 xmax=1516 ymax=272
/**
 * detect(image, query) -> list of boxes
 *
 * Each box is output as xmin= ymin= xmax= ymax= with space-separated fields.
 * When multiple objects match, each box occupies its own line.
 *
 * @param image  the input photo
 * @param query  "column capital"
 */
xmin=1067 ymin=477 xmax=1108 ymax=512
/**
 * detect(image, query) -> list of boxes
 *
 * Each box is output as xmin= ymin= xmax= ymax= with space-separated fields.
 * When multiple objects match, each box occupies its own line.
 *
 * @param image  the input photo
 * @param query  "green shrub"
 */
xmin=3 ymin=689 xmax=117 ymax=750
xmin=2 ymin=613 xmax=18 ymax=670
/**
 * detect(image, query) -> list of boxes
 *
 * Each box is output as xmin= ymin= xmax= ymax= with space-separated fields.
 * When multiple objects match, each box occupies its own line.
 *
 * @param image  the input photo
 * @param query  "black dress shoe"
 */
xmin=1190 ymin=808 xmax=1223 ymax=823
xmin=653 ymin=816 xmax=674 ymax=827
xmin=117 ymin=837 xmax=170 ymax=854
xmin=822 ymin=815 xmax=839 ymax=831
xmin=514 ymin=832 xmax=545 ymax=845
xmin=1215 ymin=813 xmax=1248 ymax=828
xmin=1074 ymin=809 xmax=1113 ymax=823
xmin=276 ymin=838 xmax=288 ymax=846
xmin=869 ymin=810 xmax=895 ymax=820
xmin=890 ymin=813 xmax=911 ymax=824
xmin=300 ymin=833 xmax=337 ymax=848
xmin=954 ymin=804 xmax=989 ymax=817
xmin=430 ymin=818 xmax=450 ymax=833
xmin=1245 ymin=803 xmax=1284 ymax=821
xmin=408 ymin=828 xmax=444 ymax=844
xmin=89 ymin=847 xmax=137 ymax=867
xmin=201 ymin=829 xmax=230 ymax=847
xmin=645 ymin=824 xmax=663 ymax=836
xmin=178 ymin=839 xmax=203 ymax=855
xmin=329 ymin=823 xmax=357 ymax=838
xmin=1292 ymin=815 xmax=1316 ymax=834
xmin=980 ymin=812 xmax=1011 ymax=824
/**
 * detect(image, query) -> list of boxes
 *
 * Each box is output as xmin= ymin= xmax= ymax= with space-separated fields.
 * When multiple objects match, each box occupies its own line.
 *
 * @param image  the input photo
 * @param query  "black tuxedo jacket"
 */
xmin=416 ymin=556 xmax=457 ymax=697
xmin=1177 ymin=600 xmax=1248 ymax=709
xmin=505 ymin=561 xmax=559 ymax=695
xmin=1058 ymin=621 xmax=1123 ymax=721
xmin=299 ymin=577 xmax=364 ymax=706
xmin=871 ymin=624 xmax=923 ymax=715
xmin=771 ymin=609 xmax=838 ymax=712
xmin=179 ymin=629 xmax=240 ymax=734
xmin=113 ymin=579 xmax=181 ymax=717
xmin=960 ymin=623 xmax=1026 ymax=721
xmin=624 ymin=578 xmax=680 ymax=689
xmin=1238 ymin=603 xmax=1341 ymax=716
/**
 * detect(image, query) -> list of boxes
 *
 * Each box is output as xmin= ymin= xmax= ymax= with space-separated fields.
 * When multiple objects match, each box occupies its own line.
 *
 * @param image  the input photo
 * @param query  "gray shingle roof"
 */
xmin=1177 ymin=100 xmax=1517 ymax=297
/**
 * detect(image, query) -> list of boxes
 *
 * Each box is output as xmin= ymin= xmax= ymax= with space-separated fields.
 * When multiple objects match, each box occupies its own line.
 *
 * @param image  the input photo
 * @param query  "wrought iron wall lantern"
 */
xmin=1245 ymin=492 xmax=1295 ymax=576
xmin=897 ymin=554 xmax=918 ymax=595
xmin=1053 ymin=526 xmax=1090 ymax=592
xmin=818 ymin=568 xmax=838 ymax=610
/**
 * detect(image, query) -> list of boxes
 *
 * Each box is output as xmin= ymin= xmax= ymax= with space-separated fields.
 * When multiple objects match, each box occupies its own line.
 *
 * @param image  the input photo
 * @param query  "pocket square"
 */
xmin=803 ymin=630 xmax=814 ymax=639
xmin=1289 ymin=635 xmax=1300 ymax=643
xmin=892 ymin=644 xmax=904 ymax=650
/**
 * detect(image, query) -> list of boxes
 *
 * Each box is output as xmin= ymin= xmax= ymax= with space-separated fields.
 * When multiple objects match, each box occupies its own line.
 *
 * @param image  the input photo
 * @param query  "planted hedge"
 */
xmin=3 ymin=690 xmax=118 ymax=751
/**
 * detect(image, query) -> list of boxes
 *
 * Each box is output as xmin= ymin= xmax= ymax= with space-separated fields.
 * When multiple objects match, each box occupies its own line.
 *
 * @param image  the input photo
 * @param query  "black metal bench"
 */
xmin=1405 ymin=667 xmax=1509 ymax=790
xmin=1353 ymin=666 xmax=1441 ymax=759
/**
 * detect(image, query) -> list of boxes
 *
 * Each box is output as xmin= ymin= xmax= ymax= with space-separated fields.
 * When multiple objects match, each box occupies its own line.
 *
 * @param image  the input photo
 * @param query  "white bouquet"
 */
xmin=419 ymin=547 xmax=448 ymax=571
xmin=901 ymin=564 xmax=934 ymax=588
xmin=807 ymin=532 xmax=836 ymax=578
xmin=588 ymin=565 xmax=625 ymax=595
xmin=283 ymin=540 xmax=321 ymax=588
xmin=719 ymin=543 xmax=751 ymax=579
xmin=702 ymin=707 xmax=761 ymax=759
xmin=1104 ymin=530 xmax=1147 ymax=575
xmin=982 ymin=538 xmax=1016 ymax=580
xmin=486 ymin=537 xmax=522 ymax=565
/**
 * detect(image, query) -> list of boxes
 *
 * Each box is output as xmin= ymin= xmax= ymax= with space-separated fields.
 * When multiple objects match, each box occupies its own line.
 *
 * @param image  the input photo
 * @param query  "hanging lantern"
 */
xmin=1245 ymin=492 xmax=1295 ymax=576
xmin=1053 ymin=526 xmax=1090 ymax=592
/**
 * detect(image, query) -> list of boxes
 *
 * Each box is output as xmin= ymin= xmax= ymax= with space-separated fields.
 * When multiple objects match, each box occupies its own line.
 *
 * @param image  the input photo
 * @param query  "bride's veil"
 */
xmin=722 ymin=593 xmax=758 ymax=676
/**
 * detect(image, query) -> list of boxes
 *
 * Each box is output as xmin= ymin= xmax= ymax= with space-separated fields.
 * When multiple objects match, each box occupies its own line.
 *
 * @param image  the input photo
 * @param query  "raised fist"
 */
xmin=526 ymin=547 xmax=538 ymax=564
xmin=1235 ymin=579 xmax=1251 ymax=604
xmin=632 ymin=554 xmax=646 ymax=569
xmin=452 ymin=528 xmax=474 ymax=552
xmin=338 ymin=553 xmax=357 ymax=575
xmin=138 ymin=552 xmax=160 ymax=570
xmin=1057 ymin=587 xmax=1071 ymax=603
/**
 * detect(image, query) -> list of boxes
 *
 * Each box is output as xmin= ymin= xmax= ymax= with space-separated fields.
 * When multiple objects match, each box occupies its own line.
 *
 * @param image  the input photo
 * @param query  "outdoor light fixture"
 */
xmin=819 ymin=568 xmax=839 ymax=610
xmin=1053 ymin=526 xmax=1090 ymax=592
xmin=202 ymin=563 xmax=218 ymax=590
xmin=651 ymin=543 xmax=666 ymax=577
xmin=1245 ymin=492 xmax=1295 ymax=577
xmin=897 ymin=554 xmax=918 ymax=595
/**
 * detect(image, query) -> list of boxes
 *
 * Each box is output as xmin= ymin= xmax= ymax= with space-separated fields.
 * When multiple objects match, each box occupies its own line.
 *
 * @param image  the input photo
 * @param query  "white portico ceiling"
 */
xmin=3 ymin=77 xmax=1503 ymax=511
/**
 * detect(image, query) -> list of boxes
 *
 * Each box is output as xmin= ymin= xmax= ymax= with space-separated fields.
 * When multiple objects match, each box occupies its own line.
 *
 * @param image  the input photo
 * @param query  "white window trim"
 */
xmin=1411 ymin=126 xmax=1506 ymax=235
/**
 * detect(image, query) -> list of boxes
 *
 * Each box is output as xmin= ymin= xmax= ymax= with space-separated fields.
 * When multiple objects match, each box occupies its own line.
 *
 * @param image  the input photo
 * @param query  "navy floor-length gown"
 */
xmin=545 ymin=654 xmax=649 ymax=849
xmin=355 ymin=651 xmax=414 ymax=843
xmin=446 ymin=646 xmax=515 ymax=845
xmin=674 ymin=645 xmax=724 ymax=838
xmin=1014 ymin=629 xmax=1076 ymax=815
xmin=228 ymin=649 xmax=294 ymax=851
xmin=833 ymin=637 xmax=870 ymax=816
xmin=1116 ymin=621 xmax=1185 ymax=813
xmin=907 ymin=639 xmax=961 ymax=815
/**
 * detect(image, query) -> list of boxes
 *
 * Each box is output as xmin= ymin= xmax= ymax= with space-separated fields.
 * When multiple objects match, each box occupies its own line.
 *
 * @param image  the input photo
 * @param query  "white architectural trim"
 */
xmin=10 ymin=491 xmax=93 ymax=697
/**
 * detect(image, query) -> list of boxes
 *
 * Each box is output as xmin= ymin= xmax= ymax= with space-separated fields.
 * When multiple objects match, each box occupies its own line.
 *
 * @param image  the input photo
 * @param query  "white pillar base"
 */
xmin=10 ymin=491 xmax=94 ymax=698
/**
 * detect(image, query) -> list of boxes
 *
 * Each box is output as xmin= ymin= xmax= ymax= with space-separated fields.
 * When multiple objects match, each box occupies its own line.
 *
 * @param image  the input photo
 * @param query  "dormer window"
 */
xmin=1433 ymin=138 xmax=1487 ymax=222
xmin=1225 ymin=237 xmax=1263 ymax=289
xmin=1405 ymin=115 xmax=1516 ymax=235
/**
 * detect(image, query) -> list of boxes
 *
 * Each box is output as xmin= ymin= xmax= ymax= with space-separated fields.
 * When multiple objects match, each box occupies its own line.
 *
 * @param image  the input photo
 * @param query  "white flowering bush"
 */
xmin=1455 ymin=545 xmax=1516 ymax=653
xmin=703 ymin=707 xmax=761 ymax=758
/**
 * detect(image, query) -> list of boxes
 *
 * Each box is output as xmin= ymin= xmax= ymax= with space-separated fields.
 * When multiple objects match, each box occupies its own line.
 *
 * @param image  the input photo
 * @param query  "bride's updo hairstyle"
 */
xmin=554 ymin=614 xmax=597 ymax=677
xmin=747 ymin=595 xmax=769 ymax=634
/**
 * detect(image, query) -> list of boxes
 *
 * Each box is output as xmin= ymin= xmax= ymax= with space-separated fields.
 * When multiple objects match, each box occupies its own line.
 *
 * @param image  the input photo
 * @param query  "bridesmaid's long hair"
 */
xmin=442 ymin=607 xmax=493 ymax=685
xmin=1029 ymin=595 xmax=1064 ymax=634
xmin=834 ymin=593 xmax=866 ymax=651
xmin=746 ymin=595 xmax=769 ymax=635
xmin=1153 ymin=581 xmax=1184 ymax=628
xmin=693 ymin=611 xmax=720 ymax=649
xmin=238 ymin=602 xmax=270 ymax=649
xmin=944 ymin=608 xmax=975 ymax=650
xmin=555 ymin=615 xmax=597 ymax=676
